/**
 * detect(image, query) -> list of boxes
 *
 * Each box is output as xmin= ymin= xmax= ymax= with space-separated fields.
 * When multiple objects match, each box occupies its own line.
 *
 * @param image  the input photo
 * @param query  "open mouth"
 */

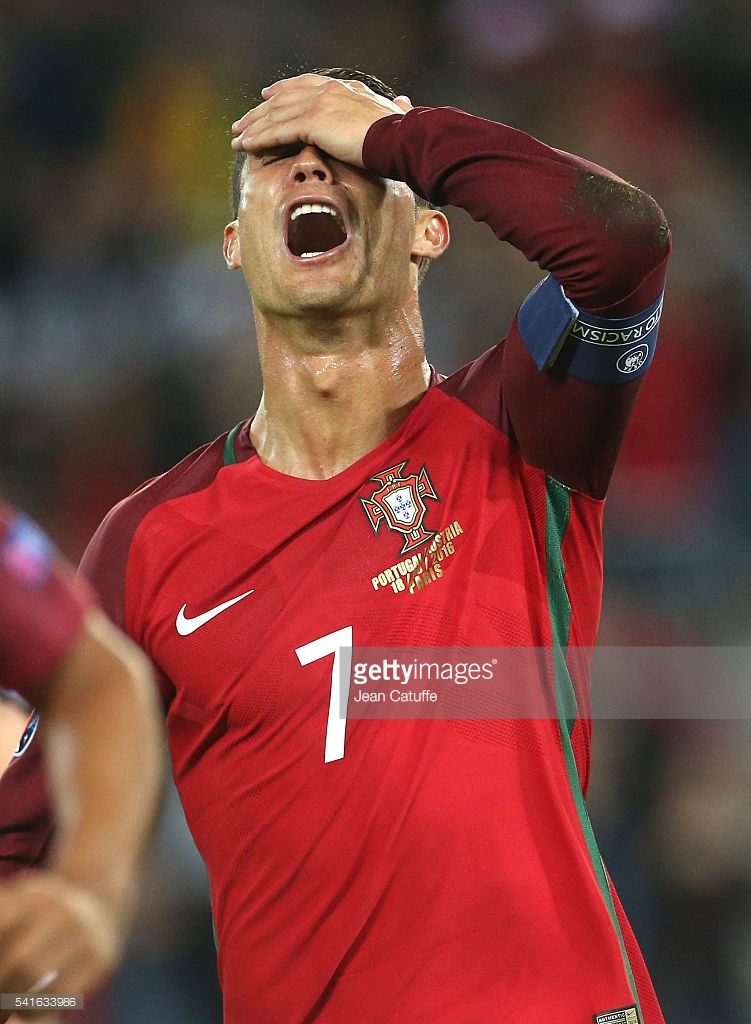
xmin=286 ymin=202 xmax=349 ymax=260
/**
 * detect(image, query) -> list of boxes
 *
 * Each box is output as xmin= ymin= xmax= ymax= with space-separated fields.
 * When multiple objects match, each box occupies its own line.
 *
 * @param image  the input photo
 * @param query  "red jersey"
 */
xmin=8 ymin=106 xmax=671 ymax=1022
xmin=0 ymin=501 xmax=90 ymax=875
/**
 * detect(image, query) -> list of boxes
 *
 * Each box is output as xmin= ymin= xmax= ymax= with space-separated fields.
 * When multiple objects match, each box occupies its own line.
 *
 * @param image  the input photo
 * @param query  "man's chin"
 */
xmin=289 ymin=287 xmax=359 ymax=315
xmin=283 ymin=266 xmax=363 ymax=314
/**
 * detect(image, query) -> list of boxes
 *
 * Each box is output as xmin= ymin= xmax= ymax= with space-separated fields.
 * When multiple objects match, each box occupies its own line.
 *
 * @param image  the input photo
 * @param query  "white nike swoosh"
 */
xmin=175 ymin=589 xmax=255 ymax=636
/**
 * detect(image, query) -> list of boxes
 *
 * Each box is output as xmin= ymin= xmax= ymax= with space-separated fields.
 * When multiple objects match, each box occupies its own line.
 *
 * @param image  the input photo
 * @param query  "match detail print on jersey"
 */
xmin=175 ymin=589 xmax=255 ymax=636
xmin=594 ymin=1006 xmax=641 ymax=1024
xmin=359 ymin=457 xmax=466 ymax=597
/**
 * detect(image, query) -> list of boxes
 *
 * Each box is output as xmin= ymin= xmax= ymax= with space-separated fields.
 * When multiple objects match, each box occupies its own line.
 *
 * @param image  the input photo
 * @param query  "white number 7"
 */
xmin=295 ymin=626 xmax=353 ymax=763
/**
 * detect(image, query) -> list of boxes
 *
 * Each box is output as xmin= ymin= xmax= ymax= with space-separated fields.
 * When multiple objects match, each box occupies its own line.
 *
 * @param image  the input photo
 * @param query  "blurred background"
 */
xmin=1 ymin=0 xmax=750 ymax=1020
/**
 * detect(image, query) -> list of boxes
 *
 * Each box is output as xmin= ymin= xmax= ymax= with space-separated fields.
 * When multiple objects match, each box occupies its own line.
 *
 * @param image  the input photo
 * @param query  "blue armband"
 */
xmin=517 ymin=274 xmax=663 ymax=384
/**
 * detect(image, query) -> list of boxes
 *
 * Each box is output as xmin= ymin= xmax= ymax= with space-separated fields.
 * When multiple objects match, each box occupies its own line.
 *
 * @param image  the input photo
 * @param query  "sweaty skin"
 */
xmin=225 ymin=74 xmax=450 ymax=480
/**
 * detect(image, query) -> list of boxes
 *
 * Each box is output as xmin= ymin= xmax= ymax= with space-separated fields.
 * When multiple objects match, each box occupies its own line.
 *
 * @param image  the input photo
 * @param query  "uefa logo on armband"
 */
xmin=616 ymin=344 xmax=649 ymax=374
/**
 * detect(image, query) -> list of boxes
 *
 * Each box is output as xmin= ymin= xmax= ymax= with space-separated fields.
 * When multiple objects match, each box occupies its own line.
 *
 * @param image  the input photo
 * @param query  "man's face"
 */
xmin=225 ymin=143 xmax=421 ymax=317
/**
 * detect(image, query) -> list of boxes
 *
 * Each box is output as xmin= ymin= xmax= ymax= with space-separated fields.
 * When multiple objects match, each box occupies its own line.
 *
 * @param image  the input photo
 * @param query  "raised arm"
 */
xmin=362 ymin=105 xmax=669 ymax=315
xmin=362 ymin=106 xmax=671 ymax=497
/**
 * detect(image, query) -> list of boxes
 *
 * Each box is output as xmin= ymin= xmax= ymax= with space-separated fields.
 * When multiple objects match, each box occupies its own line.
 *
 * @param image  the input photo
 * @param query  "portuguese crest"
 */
xmin=360 ymin=460 xmax=439 ymax=554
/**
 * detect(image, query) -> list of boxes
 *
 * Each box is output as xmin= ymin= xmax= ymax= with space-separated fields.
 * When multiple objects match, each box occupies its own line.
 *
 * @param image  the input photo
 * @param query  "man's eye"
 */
xmin=262 ymin=148 xmax=297 ymax=165
xmin=260 ymin=144 xmax=303 ymax=166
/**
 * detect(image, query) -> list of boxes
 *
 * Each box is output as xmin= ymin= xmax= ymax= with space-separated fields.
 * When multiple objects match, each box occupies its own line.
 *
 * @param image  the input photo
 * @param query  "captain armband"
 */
xmin=517 ymin=274 xmax=663 ymax=384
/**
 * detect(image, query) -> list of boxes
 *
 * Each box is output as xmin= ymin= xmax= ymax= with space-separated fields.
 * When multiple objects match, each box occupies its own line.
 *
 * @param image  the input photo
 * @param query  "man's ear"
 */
xmin=411 ymin=208 xmax=450 ymax=265
xmin=223 ymin=221 xmax=241 ymax=269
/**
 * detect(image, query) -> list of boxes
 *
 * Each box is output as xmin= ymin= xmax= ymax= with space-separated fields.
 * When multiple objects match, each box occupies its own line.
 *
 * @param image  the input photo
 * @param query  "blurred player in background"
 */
xmin=1 ymin=67 xmax=670 ymax=1022
xmin=0 ymin=500 xmax=163 ymax=1022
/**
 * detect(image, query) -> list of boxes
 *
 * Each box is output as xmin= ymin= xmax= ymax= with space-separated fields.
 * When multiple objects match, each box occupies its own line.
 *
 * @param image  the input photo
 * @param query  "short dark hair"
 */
xmin=229 ymin=67 xmax=439 ymax=284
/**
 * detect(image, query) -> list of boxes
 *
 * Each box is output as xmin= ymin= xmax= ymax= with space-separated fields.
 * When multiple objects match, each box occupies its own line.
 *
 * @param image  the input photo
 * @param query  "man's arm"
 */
xmin=0 ymin=507 xmax=163 ymax=1011
xmin=361 ymin=105 xmax=671 ymax=497
xmin=361 ymin=105 xmax=669 ymax=315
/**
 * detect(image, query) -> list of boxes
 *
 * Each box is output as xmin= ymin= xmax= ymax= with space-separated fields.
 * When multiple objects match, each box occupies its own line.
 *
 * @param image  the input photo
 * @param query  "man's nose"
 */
xmin=289 ymin=146 xmax=333 ymax=184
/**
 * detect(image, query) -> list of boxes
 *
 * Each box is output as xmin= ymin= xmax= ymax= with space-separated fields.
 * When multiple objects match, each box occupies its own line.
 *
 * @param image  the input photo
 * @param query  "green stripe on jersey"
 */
xmin=545 ymin=476 xmax=641 ymax=1017
xmin=223 ymin=422 xmax=243 ymax=466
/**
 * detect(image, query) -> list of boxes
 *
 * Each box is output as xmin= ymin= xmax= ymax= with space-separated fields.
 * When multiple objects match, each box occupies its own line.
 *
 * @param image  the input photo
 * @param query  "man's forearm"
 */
xmin=362 ymin=106 xmax=670 ymax=314
xmin=39 ymin=609 xmax=163 ymax=917
xmin=0 ymin=608 xmax=163 ymax=1005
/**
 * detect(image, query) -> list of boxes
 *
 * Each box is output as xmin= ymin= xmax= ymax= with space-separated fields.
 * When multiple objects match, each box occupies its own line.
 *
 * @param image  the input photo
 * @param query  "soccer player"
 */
xmin=4 ymin=67 xmax=671 ymax=1022
xmin=0 ymin=500 xmax=162 ymax=1021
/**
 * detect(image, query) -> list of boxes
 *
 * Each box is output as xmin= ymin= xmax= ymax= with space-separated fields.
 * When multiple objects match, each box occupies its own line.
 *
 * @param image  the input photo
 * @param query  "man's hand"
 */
xmin=0 ymin=872 xmax=123 ymax=1020
xmin=231 ymin=73 xmax=413 ymax=168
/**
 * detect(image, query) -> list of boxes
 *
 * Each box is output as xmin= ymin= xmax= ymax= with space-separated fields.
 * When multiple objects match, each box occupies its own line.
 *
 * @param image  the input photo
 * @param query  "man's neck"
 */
xmin=251 ymin=304 xmax=430 ymax=480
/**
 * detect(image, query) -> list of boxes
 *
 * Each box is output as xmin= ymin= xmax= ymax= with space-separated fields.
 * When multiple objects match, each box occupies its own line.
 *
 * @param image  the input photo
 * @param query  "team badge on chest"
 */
xmin=360 ymin=460 xmax=439 ymax=554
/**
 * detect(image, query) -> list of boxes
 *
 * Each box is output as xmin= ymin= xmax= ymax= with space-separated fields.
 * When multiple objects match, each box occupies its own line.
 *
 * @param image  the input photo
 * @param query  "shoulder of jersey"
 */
xmin=80 ymin=421 xmax=254 ymax=570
